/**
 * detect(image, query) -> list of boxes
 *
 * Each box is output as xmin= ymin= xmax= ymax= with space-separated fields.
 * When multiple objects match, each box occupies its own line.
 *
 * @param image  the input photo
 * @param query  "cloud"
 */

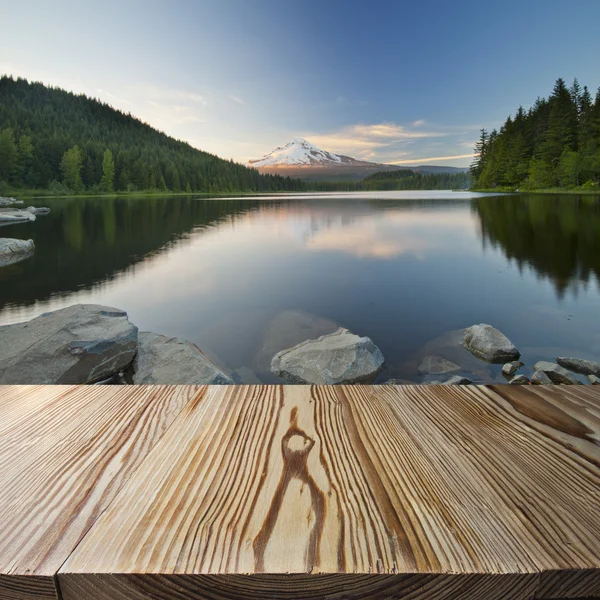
xmin=301 ymin=122 xmax=447 ymax=159
xmin=229 ymin=94 xmax=245 ymax=105
xmin=386 ymin=153 xmax=474 ymax=164
xmin=412 ymin=119 xmax=426 ymax=127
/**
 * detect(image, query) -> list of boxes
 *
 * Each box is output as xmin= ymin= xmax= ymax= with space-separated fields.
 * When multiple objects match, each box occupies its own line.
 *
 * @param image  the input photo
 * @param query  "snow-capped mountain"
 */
xmin=248 ymin=138 xmax=376 ymax=168
xmin=248 ymin=139 xmax=468 ymax=181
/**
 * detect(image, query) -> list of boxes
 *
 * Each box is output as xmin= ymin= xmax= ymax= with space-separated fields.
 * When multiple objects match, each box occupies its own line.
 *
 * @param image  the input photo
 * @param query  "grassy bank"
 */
xmin=472 ymin=186 xmax=600 ymax=194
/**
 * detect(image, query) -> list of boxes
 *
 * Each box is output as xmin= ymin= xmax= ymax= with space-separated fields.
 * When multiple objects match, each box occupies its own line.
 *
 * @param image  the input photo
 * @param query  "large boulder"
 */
xmin=417 ymin=355 xmax=460 ymax=376
xmin=462 ymin=324 xmax=520 ymax=363
xmin=556 ymin=357 xmax=600 ymax=377
xmin=533 ymin=361 xmax=582 ymax=385
xmin=133 ymin=332 xmax=233 ymax=384
xmin=271 ymin=327 xmax=384 ymax=384
xmin=0 ymin=238 xmax=34 ymax=267
xmin=0 ymin=209 xmax=36 ymax=223
xmin=0 ymin=304 xmax=138 ymax=384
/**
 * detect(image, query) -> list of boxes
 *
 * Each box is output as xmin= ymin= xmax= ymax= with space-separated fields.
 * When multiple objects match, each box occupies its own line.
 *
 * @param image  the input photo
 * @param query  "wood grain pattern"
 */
xmin=57 ymin=572 xmax=539 ymax=600
xmin=0 ymin=385 xmax=204 ymax=600
xmin=54 ymin=385 xmax=600 ymax=600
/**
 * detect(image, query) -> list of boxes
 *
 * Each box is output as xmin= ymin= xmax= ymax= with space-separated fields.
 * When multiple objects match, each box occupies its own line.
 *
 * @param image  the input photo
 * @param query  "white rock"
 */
xmin=271 ymin=327 xmax=384 ymax=384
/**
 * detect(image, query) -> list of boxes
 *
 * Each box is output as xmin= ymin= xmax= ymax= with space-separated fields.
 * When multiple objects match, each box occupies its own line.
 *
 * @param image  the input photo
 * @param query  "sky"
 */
xmin=1 ymin=0 xmax=600 ymax=167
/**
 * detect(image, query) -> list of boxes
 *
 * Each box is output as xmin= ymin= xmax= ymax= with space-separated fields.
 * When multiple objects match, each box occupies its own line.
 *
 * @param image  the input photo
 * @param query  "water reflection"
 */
xmin=1 ymin=192 xmax=600 ymax=382
xmin=472 ymin=195 xmax=600 ymax=297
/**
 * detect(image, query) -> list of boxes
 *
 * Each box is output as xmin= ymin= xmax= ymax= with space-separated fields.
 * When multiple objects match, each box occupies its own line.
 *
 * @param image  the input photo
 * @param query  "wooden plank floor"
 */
xmin=0 ymin=385 xmax=598 ymax=600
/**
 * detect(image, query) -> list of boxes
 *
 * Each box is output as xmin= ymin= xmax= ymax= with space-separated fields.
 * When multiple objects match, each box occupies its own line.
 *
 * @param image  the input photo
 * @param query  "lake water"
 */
xmin=1 ymin=191 xmax=600 ymax=384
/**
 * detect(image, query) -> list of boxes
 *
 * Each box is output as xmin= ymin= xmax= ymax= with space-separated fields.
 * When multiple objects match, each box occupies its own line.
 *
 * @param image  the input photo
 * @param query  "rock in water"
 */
xmin=0 ymin=238 xmax=34 ymax=267
xmin=417 ymin=355 xmax=461 ymax=375
xmin=271 ymin=327 xmax=384 ymax=384
xmin=133 ymin=332 xmax=233 ymax=384
xmin=462 ymin=324 xmax=520 ymax=363
xmin=509 ymin=374 xmax=530 ymax=385
xmin=26 ymin=206 xmax=51 ymax=214
xmin=588 ymin=374 xmax=600 ymax=385
xmin=556 ymin=357 xmax=600 ymax=377
xmin=0 ymin=304 xmax=138 ymax=384
xmin=531 ymin=370 xmax=553 ymax=385
xmin=502 ymin=361 xmax=524 ymax=376
xmin=443 ymin=376 xmax=473 ymax=385
xmin=533 ymin=361 xmax=582 ymax=385
xmin=0 ymin=209 xmax=36 ymax=223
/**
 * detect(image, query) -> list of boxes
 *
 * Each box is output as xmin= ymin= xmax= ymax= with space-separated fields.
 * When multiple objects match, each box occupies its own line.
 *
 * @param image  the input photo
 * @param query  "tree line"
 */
xmin=0 ymin=76 xmax=304 ymax=194
xmin=308 ymin=169 xmax=469 ymax=191
xmin=470 ymin=78 xmax=600 ymax=190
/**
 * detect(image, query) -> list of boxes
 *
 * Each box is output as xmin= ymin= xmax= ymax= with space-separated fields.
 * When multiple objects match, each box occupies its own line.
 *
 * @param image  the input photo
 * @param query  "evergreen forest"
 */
xmin=470 ymin=78 xmax=600 ymax=190
xmin=0 ymin=76 xmax=303 ymax=195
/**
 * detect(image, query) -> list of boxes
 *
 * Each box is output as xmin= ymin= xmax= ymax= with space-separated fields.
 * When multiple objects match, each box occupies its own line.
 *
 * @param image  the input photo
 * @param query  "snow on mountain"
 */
xmin=248 ymin=138 xmax=364 ymax=168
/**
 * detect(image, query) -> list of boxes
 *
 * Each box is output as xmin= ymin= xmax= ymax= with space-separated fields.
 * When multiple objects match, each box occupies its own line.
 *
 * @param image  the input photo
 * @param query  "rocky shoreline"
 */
xmin=0 ymin=303 xmax=598 ymax=386
xmin=0 ymin=196 xmax=50 ymax=268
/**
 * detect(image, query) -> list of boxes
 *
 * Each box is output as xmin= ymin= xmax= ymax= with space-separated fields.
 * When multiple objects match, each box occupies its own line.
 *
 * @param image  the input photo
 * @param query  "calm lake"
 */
xmin=1 ymin=191 xmax=600 ymax=383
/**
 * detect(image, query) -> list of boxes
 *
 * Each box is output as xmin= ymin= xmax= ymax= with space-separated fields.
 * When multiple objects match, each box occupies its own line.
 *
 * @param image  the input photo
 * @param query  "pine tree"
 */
xmin=172 ymin=168 xmax=181 ymax=192
xmin=100 ymin=149 xmax=115 ymax=192
xmin=470 ymin=129 xmax=488 ymax=182
xmin=60 ymin=145 xmax=84 ymax=191
xmin=16 ymin=134 xmax=34 ymax=187
xmin=0 ymin=128 xmax=18 ymax=183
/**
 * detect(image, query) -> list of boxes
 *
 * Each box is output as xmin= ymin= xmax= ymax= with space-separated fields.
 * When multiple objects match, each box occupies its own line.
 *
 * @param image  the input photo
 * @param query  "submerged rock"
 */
xmin=0 ymin=304 xmax=138 ymax=384
xmin=462 ymin=324 xmax=520 ymax=363
xmin=443 ymin=375 xmax=473 ymax=385
xmin=271 ymin=327 xmax=384 ymax=384
xmin=133 ymin=332 xmax=233 ymax=384
xmin=0 ymin=238 xmax=34 ymax=267
xmin=417 ymin=355 xmax=461 ymax=376
xmin=556 ymin=357 xmax=600 ymax=377
xmin=509 ymin=374 xmax=530 ymax=385
xmin=0 ymin=196 xmax=22 ymax=206
xmin=252 ymin=309 xmax=339 ymax=373
xmin=533 ymin=361 xmax=582 ymax=385
xmin=531 ymin=370 xmax=553 ymax=385
xmin=502 ymin=361 xmax=524 ymax=377
xmin=233 ymin=366 xmax=263 ymax=384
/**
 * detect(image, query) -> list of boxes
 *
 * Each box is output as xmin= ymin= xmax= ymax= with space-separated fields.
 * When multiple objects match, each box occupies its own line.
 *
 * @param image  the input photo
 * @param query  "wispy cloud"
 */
xmin=387 ymin=153 xmax=474 ymax=164
xmin=228 ymin=94 xmax=245 ymax=105
xmin=301 ymin=122 xmax=446 ymax=159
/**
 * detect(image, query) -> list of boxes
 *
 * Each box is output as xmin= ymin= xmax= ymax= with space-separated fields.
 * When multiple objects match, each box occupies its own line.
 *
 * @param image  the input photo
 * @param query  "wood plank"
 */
xmin=0 ymin=385 xmax=204 ymax=600
xmin=58 ymin=385 xmax=600 ymax=600
xmin=57 ymin=572 xmax=539 ymax=600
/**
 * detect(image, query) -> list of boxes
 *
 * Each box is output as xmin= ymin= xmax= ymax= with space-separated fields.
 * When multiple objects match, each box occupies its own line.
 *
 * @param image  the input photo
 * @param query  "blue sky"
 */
xmin=1 ymin=0 xmax=600 ymax=166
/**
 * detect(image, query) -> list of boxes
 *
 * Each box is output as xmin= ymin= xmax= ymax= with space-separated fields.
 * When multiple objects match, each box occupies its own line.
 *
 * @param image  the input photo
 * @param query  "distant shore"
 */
xmin=472 ymin=186 xmax=600 ymax=195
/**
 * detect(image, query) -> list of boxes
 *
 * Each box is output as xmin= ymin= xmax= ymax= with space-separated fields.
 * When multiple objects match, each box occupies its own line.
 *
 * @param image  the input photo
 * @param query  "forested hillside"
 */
xmin=470 ymin=78 xmax=600 ymax=190
xmin=361 ymin=168 xmax=470 ymax=190
xmin=0 ymin=76 xmax=303 ymax=194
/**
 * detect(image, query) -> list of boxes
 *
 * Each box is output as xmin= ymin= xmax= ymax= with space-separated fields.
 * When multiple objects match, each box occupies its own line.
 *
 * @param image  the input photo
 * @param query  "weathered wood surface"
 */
xmin=0 ymin=385 xmax=599 ymax=600
xmin=0 ymin=385 xmax=203 ymax=600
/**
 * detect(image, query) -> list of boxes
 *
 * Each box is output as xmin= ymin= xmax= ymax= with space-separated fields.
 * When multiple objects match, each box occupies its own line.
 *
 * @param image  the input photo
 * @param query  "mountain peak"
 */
xmin=248 ymin=138 xmax=349 ymax=168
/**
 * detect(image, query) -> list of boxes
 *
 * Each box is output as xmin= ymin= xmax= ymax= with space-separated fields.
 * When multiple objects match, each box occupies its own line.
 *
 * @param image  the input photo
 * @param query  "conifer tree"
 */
xmin=60 ymin=145 xmax=84 ymax=191
xmin=100 ymin=149 xmax=115 ymax=192
xmin=0 ymin=128 xmax=17 ymax=183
